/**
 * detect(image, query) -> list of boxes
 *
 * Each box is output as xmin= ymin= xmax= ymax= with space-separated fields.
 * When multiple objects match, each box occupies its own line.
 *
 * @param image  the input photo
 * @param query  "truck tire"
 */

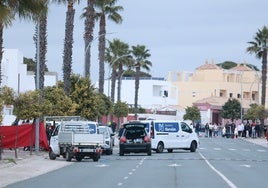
xmin=75 ymin=156 xmax=83 ymax=162
xmin=66 ymin=149 xmax=72 ymax=162
xmin=93 ymin=153 xmax=100 ymax=162
xmin=156 ymin=142 xmax=164 ymax=153
xmin=49 ymin=150 xmax=57 ymax=160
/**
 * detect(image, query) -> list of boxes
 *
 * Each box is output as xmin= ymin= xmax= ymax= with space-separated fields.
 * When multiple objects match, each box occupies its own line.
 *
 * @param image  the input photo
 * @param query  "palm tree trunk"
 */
xmin=261 ymin=49 xmax=267 ymax=106
xmin=134 ymin=66 xmax=140 ymax=120
xmin=98 ymin=14 xmax=106 ymax=94
xmin=0 ymin=24 xmax=3 ymax=87
xmin=63 ymin=2 xmax=75 ymax=96
xmin=117 ymin=64 xmax=123 ymax=102
xmin=84 ymin=0 xmax=95 ymax=78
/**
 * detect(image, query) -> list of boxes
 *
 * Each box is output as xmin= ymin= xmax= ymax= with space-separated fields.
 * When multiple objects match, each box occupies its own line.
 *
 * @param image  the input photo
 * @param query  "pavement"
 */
xmin=0 ymin=137 xmax=267 ymax=187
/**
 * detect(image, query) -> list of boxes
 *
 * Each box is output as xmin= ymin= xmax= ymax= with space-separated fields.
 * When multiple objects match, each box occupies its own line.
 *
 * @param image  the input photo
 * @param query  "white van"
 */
xmin=149 ymin=120 xmax=199 ymax=153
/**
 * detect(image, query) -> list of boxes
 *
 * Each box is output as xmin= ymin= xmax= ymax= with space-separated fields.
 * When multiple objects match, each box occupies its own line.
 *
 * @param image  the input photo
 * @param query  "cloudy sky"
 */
xmin=3 ymin=0 xmax=268 ymax=82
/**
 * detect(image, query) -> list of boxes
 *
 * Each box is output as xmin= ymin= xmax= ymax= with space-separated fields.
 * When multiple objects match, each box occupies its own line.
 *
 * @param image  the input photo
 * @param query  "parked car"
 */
xmin=98 ymin=126 xmax=114 ymax=155
xmin=119 ymin=122 xmax=152 ymax=156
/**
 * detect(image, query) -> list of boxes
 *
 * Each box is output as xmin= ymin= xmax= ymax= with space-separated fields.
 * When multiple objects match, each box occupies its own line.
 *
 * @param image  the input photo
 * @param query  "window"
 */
xmin=237 ymin=93 xmax=241 ymax=98
xmin=229 ymin=93 xmax=233 ymax=98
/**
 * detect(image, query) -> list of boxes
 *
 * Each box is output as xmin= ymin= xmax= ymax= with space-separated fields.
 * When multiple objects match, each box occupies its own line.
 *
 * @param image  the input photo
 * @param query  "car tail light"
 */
xmin=120 ymin=136 xmax=127 ymax=143
xmin=144 ymin=136 xmax=151 ymax=142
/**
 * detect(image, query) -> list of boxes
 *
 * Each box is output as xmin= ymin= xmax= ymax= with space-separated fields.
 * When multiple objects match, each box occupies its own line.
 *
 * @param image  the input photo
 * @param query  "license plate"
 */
xmin=81 ymin=149 xmax=94 ymax=152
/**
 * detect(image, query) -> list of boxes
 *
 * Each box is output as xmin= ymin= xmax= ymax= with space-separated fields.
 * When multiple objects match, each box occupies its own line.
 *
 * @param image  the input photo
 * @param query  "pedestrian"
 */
xmin=205 ymin=123 xmax=209 ymax=137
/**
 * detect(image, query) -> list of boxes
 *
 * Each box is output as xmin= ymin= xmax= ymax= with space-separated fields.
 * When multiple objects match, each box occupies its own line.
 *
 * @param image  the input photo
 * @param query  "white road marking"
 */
xmin=129 ymin=172 xmax=133 ymax=175
xmin=124 ymin=176 xmax=128 ymax=180
xmin=199 ymin=152 xmax=238 ymax=188
xmin=132 ymin=169 xmax=136 ymax=171
xmin=117 ymin=182 xmax=123 ymax=186
xmin=229 ymin=148 xmax=236 ymax=151
xmin=257 ymin=149 xmax=266 ymax=152
xmin=240 ymin=164 xmax=251 ymax=168
xmin=168 ymin=163 xmax=182 ymax=167
xmin=96 ymin=164 xmax=109 ymax=167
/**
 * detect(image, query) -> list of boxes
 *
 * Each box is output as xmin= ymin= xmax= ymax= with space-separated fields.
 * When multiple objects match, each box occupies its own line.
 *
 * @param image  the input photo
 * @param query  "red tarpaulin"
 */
xmin=0 ymin=122 xmax=49 ymax=150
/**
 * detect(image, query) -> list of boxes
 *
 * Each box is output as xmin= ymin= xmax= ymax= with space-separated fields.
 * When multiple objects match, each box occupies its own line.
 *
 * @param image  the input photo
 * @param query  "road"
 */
xmin=4 ymin=137 xmax=268 ymax=188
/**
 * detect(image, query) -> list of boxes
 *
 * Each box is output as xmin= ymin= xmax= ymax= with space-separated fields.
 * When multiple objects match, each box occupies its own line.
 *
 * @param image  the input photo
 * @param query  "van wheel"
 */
xmin=156 ymin=142 xmax=164 ymax=153
xmin=190 ymin=141 xmax=197 ymax=152
xmin=167 ymin=149 xmax=173 ymax=153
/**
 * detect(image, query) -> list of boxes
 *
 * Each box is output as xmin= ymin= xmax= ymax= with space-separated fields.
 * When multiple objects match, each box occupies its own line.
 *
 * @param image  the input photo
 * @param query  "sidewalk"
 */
xmin=0 ymin=149 xmax=72 ymax=187
xmin=240 ymin=137 xmax=268 ymax=148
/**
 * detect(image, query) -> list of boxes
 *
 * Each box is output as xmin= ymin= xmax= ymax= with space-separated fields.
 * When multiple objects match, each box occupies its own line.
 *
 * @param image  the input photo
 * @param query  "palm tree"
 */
xmin=33 ymin=0 xmax=49 ymax=93
xmin=52 ymin=0 xmax=80 ymax=96
xmin=94 ymin=0 xmax=123 ymax=94
xmin=0 ymin=0 xmax=47 ymax=87
xmin=106 ymin=39 xmax=130 ymax=102
xmin=247 ymin=26 xmax=268 ymax=107
xmin=84 ymin=0 xmax=95 ymax=79
xmin=131 ymin=45 xmax=152 ymax=119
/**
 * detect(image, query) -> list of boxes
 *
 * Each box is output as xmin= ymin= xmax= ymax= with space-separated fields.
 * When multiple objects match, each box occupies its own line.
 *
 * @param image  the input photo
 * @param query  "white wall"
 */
xmin=103 ymin=77 xmax=178 ymax=110
xmin=1 ymin=49 xmax=58 ymax=94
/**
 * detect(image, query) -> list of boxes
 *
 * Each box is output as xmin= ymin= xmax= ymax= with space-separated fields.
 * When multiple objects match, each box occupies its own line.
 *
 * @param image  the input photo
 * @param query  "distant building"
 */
xmin=168 ymin=60 xmax=262 ymax=124
xmin=1 ymin=49 xmax=58 ymax=94
xmin=1 ymin=49 xmax=58 ymax=125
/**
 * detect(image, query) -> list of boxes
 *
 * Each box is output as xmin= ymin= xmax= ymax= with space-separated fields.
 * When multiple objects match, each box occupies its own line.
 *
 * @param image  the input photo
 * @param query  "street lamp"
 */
xmin=107 ymin=54 xmax=131 ymax=98
xmin=84 ymin=32 xmax=114 ymax=78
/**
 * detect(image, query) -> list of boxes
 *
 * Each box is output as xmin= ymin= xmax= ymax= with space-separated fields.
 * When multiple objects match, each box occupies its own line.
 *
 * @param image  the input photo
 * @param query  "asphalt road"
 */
xmin=4 ymin=137 xmax=268 ymax=188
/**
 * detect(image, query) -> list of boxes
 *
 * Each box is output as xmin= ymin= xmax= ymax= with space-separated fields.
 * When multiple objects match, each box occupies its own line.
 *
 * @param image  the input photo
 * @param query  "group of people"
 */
xmin=194 ymin=120 xmax=268 ymax=139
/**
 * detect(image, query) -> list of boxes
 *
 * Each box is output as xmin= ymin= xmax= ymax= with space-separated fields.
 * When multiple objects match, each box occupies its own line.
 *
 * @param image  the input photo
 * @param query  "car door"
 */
xmin=179 ymin=122 xmax=193 ymax=147
xmin=49 ymin=125 xmax=60 ymax=155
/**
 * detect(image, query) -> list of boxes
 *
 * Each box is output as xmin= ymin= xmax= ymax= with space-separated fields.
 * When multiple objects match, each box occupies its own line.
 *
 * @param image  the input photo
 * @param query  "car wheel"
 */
xmin=190 ymin=141 xmax=197 ymax=152
xmin=167 ymin=149 xmax=173 ymax=153
xmin=49 ymin=149 xmax=56 ymax=160
xmin=66 ymin=149 xmax=72 ymax=162
xmin=156 ymin=142 xmax=164 ymax=153
xmin=147 ymin=150 xmax=152 ymax=156
xmin=93 ymin=153 xmax=100 ymax=162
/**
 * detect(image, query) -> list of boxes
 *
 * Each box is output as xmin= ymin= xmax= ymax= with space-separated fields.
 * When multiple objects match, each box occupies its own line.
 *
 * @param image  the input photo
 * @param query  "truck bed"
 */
xmin=58 ymin=132 xmax=104 ymax=146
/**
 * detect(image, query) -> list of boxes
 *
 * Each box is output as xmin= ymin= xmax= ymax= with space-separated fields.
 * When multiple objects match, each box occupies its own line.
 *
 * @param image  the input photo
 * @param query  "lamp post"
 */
xmin=84 ymin=32 xmax=114 ymax=78
xmin=107 ymin=54 xmax=130 ymax=98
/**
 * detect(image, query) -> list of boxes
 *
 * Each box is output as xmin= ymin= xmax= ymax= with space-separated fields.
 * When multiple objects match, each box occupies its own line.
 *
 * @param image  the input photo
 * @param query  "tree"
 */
xmin=113 ymin=101 xmax=128 ymax=128
xmin=0 ymin=86 xmax=15 ymax=105
xmin=131 ymin=45 xmax=152 ymax=119
xmin=247 ymin=26 xmax=268 ymax=108
xmin=106 ymin=39 xmax=130 ymax=102
xmin=95 ymin=93 xmax=113 ymax=123
xmin=33 ymin=0 xmax=48 ymax=92
xmin=43 ymin=86 xmax=77 ymax=116
xmin=50 ymin=0 xmax=80 ymax=96
xmin=0 ymin=0 xmax=47 ymax=86
xmin=244 ymin=104 xmax=268 ymax=121
xmin=83 ymin=0 xmax=95 ymax=79
xmin=69 ymin=75 xmax=99 ymax=120
xmin=94 ymin=0 xmax=123 ymax=94
xmin=183 ymin=106 xmax=201 ymax=125
xmin=220 ymin=98 xmax=241 ymax=121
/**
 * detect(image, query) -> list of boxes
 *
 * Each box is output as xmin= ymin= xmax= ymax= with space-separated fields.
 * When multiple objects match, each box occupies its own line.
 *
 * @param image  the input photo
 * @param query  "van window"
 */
xmin=154 ymin=122 xmax=179 ymax=132
xmin=181 ymin=122 xmax=192 ymax=133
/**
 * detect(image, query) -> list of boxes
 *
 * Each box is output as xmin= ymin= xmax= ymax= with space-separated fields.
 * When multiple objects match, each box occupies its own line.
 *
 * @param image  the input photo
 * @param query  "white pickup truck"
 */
xmin=49 ymin=121 xmax=104 ymax=162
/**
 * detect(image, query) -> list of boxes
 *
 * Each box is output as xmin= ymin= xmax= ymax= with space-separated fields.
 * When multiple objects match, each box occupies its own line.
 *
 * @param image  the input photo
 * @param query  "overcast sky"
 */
xmin=3 ymin=0 xmax=268 ymax=82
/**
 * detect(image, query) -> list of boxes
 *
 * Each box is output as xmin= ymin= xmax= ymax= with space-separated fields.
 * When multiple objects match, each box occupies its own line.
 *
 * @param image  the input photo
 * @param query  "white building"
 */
xmin=1 ymin=49 xmax=58 ymax=94
xmin=1 ymin=49 xmax=58 ymax=125
xmin=103 ymin=77 xmax=178 ymax=112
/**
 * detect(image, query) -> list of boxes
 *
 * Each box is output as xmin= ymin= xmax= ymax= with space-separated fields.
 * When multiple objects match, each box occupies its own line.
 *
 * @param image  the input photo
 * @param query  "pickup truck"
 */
xmin=49 ymin=121 xmax=104 ymax=162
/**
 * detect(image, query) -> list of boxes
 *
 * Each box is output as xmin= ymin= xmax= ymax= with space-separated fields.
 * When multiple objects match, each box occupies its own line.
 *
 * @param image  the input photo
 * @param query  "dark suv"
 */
xmin=119 ymin=122 xmax=152 ymax=156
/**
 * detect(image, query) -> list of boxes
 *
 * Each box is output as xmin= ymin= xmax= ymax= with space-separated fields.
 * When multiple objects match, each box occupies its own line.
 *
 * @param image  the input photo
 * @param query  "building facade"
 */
xmin=168 ymin=60 xmax=262 ymax=124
